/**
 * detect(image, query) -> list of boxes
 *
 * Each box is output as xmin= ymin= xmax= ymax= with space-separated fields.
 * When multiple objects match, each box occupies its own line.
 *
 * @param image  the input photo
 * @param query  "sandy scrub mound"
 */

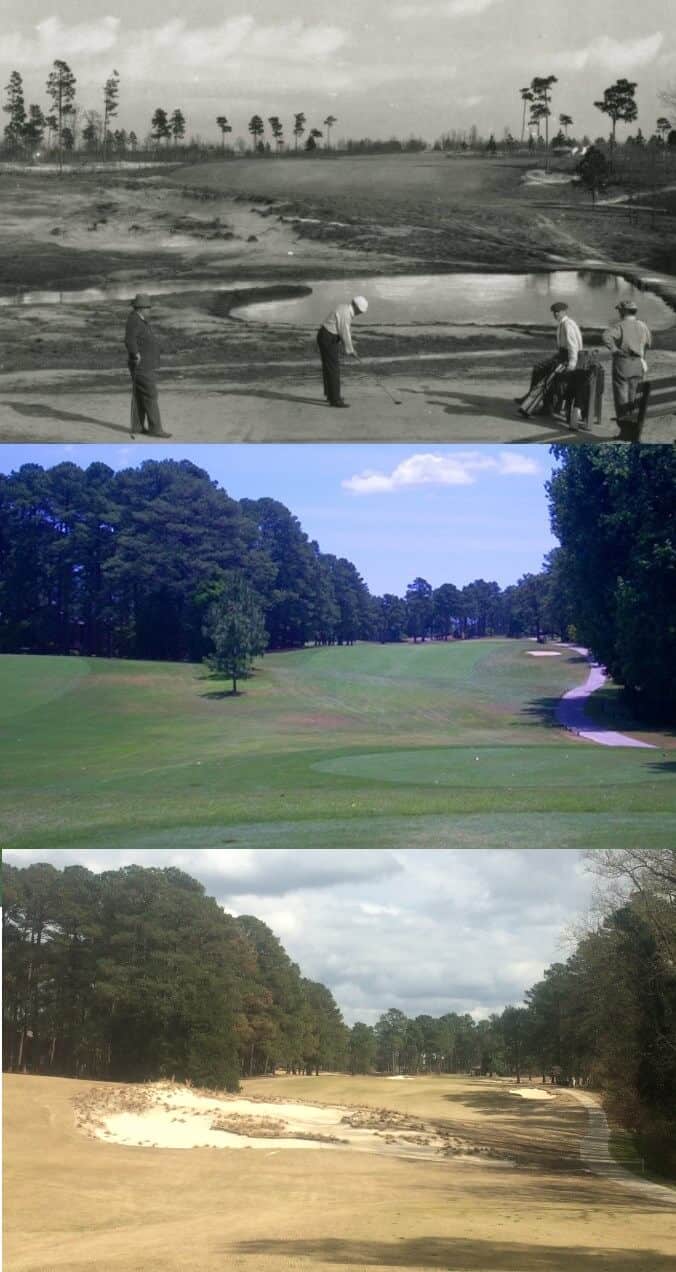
xmin=510 ymin=1087 xmax=556 ymax=1101
xmin=74 ymin=1082 xmax=513 ymax=1163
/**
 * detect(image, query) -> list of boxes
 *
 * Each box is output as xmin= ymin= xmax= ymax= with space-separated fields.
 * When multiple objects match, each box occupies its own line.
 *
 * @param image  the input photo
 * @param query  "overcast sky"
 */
xmin=0 ymin=443 xmax=558 ymax=595
xmin=3 ymin=2 xmax=674 ymax=142
xmin=4 ymin=848 xmax=596 ymax=1023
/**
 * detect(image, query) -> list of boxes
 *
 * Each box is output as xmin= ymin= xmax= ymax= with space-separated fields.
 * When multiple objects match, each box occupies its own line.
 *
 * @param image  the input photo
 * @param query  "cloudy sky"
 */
xmin=0 ymin=443 xmax=557 ymax=595
xmin=3 ymin=1 xmax=674 ymax=143
xmin=4 ymin=848 xmax=596 ymax=1022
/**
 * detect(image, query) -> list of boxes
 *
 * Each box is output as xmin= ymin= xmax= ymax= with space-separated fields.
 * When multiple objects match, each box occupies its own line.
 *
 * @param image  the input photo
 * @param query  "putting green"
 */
xmin=314 ymin=746 xmax=668 ymax=789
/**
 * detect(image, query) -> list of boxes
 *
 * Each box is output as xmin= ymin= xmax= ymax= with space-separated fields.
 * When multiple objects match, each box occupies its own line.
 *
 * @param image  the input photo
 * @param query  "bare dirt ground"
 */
xmin=0 ymin=157 xmax=674 ymax=441
xmin=4 ymin=1072 xmax=676 ymax=1272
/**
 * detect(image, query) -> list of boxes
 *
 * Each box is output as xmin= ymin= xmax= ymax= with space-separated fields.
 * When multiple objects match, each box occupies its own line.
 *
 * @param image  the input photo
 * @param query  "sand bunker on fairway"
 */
xmin=510 ymin=1087 xmax=555 ymax=1101
xmin=526 ymin=651 xmax=562 ymax=657
xmin=74 ymin=1082 xmax=514 ymax=1164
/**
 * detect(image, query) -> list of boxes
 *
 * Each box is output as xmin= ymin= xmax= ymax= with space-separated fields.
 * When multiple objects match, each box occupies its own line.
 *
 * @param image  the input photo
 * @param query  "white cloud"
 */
xmin=393 ymin=0 xmax=501 ymax=20
xmin=342 ymin=450 xmax=539 ymax=495
xmin=2 ymin=16 xmax=120 ymax=66
xmin=0 ymin=17 xmax=349 ymax=91
xmin=550 ymin=32 xmax=663 ymax=74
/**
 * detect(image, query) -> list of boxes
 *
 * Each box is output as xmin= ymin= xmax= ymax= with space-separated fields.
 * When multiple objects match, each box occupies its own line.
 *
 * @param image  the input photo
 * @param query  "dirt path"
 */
xmin=2 ymin=361 xmax=675 ymax=442
xmin=555 ymin=646 xmax=655 ymax=748
xmin=569 ymin=1090 xmax=676 ymax=1203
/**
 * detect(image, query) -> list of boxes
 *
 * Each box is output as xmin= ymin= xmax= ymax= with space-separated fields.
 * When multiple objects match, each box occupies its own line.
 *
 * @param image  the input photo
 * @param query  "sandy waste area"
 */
xmin=74 ymin=1082 xmax=515 ymax=1164
xmin=510 ymin=1087 xmax=555 ymax=1100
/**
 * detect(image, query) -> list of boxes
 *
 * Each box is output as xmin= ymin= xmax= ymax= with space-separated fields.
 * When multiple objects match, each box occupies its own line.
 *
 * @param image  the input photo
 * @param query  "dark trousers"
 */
xmin=612 ymin=355 xmax=644 ymax=420
xmin=129 ymin=368 xmax=163 ymax=434
xmin=317 ymin=327 xmax=342 ymax=403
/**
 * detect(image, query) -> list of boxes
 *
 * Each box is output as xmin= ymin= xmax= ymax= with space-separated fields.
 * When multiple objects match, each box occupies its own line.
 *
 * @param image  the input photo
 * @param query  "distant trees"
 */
xmin=305 ymin=127 xmax=323 ymax=151
xmin=594 ymin=78 xmax=638 ymax=164
xmin=46 ymin=59 xmax=76 ymax=172
xmin=216 ymin=114 xmax=232 ymax=149
xmin=293 ymin=111 xmax=306 ymax=150
xmin=151 ymin=107 xmax=171 ymax=147
xmin=576 ymin=144 xmax=609 ymax=203
xmin=170 ymin=109 xmax=186 ymax=146
xmin=248 ymin=114 xmax=265 ymax=151
xmin=529 ymin=74 xmax=557 ymax=168
xmin=559 ymin=113 xmax=573 ymax=139
xmin=3 ymin=71 xmax=26 ymax=151
xmin=102 ymin=70 xmax=119 ymax=158
xmin=519 ymin=86 xmax=534 ymax=143
xmin=267 ymin=115 xmax=284 ymax=153
xmin=323 ymin=114 xmax=337 ymax=149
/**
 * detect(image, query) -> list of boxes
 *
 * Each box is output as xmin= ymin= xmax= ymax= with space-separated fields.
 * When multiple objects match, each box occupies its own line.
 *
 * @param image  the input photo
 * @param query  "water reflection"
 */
xmin=0 ymin=271 xmax=672 ymax=329
xmin=233 ymin=272 xmax=672 ymax=329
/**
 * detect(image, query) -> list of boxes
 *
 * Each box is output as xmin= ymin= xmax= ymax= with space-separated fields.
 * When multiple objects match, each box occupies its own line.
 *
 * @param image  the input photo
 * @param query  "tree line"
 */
xmin=349 ymin=850 xmax=675 ymax=1174
xmin=5 ymin=851 xmax=673 ymax=1172
xmin=2 ymin=862 xmax=346 ymax=1090
xmin=0 ymin=458 xmax=563 ymax=666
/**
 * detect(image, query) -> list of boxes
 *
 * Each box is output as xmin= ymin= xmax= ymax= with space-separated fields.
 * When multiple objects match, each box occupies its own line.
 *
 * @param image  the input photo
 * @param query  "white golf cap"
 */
xmin=352 ymin=295 xmax=368 ymax=313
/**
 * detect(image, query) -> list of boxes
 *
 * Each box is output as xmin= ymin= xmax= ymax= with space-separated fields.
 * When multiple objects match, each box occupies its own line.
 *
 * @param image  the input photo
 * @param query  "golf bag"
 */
xmin=517 ymin=360 xmax=566 ymax=419
xmin=562 ymin=353 xmax=605 ymax=429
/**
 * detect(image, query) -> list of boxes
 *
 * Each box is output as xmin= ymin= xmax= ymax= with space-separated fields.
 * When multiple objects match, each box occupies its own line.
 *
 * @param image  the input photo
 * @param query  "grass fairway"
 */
xmin=5 ymin=1072 xmax=676 ymax=1272
xmin=1 ymin=641 xmax=674 ymax=851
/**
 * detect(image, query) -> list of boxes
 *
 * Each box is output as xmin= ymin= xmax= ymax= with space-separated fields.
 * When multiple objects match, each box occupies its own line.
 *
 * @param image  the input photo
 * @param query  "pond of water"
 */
xmin=232 ymin=271 xmax=673 ymax=329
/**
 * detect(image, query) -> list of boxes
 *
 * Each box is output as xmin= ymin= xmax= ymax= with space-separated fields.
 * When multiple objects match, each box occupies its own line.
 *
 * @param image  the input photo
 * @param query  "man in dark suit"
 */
xmin=125 ymin=294 xmax=171 ymax=437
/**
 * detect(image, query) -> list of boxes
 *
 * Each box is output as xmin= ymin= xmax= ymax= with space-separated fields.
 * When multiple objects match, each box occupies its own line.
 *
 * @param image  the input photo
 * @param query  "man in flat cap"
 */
xmin=516 ymin=301 xmax=584 ymax=421
xmin=602 ymin=298 xmax=652 ymax=428
xmin=317 ymin=295 xmax=368 ymax=408
xmin=125 ymin=293 xmax=171 ymax=438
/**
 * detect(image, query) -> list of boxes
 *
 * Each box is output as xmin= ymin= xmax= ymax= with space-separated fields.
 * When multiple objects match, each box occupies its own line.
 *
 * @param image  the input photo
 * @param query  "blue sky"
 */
xmin=0 ymin=443 xmax=558 ymax=595
xmin=2 ymin=2 xmax=674 ymax=142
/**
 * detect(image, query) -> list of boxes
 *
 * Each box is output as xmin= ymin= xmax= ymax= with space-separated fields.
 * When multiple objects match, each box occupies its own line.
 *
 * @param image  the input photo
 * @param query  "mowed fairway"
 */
xmin=1 ymin=640 xmax=674 ymax=851
xmin=5 ymin=1072 xmax=676 ymax=1272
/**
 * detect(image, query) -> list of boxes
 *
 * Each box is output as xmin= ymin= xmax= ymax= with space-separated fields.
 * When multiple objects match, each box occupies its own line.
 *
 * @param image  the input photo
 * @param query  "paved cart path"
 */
xmin=569 ymin=1089 xmax=676 ymax=1204
xmin=556 ymin=646 xmax=656 ymax=748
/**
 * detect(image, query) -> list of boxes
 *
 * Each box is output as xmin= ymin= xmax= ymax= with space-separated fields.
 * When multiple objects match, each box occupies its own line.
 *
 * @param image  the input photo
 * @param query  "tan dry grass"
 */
xmin=4 ymin=1073 xmax=676 ymax=1272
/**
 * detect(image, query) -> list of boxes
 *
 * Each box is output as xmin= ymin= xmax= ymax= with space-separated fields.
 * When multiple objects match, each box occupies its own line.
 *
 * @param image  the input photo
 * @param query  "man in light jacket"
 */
xmin=317 ymin=295 xmax=368 ymax=408
xmin=125 ymin=293 xmax=171 ymax=438
xmin=602 ymin=299 xmax=652 ymax=428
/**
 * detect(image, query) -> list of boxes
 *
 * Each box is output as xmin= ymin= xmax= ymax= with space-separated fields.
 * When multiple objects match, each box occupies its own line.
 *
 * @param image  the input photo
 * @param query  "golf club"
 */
xmin=355 ymin=356 xmax=403 ymax=406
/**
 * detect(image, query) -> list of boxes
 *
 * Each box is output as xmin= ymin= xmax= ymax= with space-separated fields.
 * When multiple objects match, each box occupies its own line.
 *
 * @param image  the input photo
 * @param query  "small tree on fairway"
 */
xmin=594 ymin=79 xmax=638 ymax=166
xmin=203 ymin=576 xmax=268 ymax=694
xmin=216 ymin=115 xmax=232 ymax=149
xmin=102 ymin=70 xmax=120 ymax=159
xmin=293 ymin=111 xmax=306 ymax=150
xmin=170 ymin=109 xmax=186 ymax=147
xmin=577 ymin=144 xmax=609 ymax=204
xmin=248 ymin=115 xmax=264 ymax=151
xmin=323 ymin=114 xmax=337 ymax=149
xmin=46 ymin=60 xmax=76 ymax=173
xmin=3 ymin=71 xmax=26 ymax=152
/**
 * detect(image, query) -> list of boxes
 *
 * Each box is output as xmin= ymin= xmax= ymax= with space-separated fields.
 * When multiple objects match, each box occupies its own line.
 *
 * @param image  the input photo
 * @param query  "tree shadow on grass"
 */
xmin=0 ymin=400 xmax=130 ymax=434
xmin=231 ymin=1238 xmax=674 ymax=1268
xmin=201 ymin=688 xmax=240 ymax=699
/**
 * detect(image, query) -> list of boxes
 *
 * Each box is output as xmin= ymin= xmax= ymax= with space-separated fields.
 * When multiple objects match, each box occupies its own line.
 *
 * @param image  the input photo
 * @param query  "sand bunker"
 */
xmin=74 ymin=1082 xmax=513 ymax=1164
xmin=526 ymin=651 xmax=562 ymax=657
xmin=510 ymin=1087 xmax=555 ymax=1101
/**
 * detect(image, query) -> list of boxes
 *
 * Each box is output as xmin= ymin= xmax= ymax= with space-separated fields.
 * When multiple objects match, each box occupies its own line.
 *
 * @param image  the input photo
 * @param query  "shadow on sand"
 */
xmin=1 ymin=400 xmax=130 ymax=435
xmin=231 ymin=1237 xmax=675 ymax=1269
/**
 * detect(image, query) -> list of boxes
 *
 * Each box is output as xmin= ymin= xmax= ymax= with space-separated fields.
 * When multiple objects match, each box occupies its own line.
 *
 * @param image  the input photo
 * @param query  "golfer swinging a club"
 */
xmin=317 ymin=295 xmax=368 ymax=407
xmin=125 ymin=293 xmax=171 ymax=438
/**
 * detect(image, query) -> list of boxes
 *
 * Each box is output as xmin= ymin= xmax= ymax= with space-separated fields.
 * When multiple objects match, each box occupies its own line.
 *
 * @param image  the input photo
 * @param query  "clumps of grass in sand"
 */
xmin=209 ymin=1113 xmax=348 ymax=1144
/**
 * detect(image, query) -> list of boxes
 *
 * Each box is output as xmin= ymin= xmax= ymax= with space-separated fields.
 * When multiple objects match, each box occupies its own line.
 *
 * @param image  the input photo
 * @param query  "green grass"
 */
xmin=1 ymin=641 xmax=674 ymax=850
xmin=608 ymin=1130 xmax=676 ymax=1190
